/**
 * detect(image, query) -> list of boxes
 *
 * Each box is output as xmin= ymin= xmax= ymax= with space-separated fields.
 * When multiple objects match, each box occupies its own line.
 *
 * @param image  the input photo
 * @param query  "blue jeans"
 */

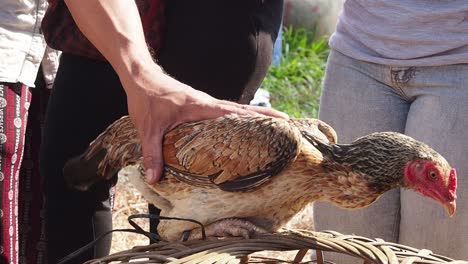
xmin=314 ymin=50 xmax=468 ymax=262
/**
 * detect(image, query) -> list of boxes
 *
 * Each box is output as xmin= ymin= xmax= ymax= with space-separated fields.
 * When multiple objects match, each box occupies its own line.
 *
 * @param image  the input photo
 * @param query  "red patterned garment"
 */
xmin=42 ymin=0 xmax=166 ymax=60
xmin=0 ymin=84 xmax=32 ymax=264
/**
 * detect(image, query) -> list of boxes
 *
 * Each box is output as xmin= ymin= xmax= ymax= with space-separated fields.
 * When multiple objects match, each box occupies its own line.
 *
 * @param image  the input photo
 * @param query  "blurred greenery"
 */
xmin=261 ymin=26 xmax=329 ymax=118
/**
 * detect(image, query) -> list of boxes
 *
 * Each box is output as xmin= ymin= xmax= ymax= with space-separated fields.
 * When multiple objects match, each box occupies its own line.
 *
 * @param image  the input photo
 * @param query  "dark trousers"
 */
xmin=40 ymin=0 xmax=282 ymax=262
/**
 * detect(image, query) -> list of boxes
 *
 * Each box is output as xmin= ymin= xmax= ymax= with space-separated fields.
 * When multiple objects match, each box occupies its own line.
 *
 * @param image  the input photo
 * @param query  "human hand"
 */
xmin=120 ymin=63 xmax=288 ymax=184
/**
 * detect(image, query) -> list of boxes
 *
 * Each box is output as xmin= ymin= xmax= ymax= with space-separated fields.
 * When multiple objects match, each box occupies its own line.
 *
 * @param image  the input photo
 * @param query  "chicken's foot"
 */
xmin=181 ymin=218 xmax=266 ymax=241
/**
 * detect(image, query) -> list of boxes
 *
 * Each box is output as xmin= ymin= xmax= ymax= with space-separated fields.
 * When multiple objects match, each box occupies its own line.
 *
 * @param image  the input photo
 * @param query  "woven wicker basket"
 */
xmin=84 ymin=229 xmax=467 ymax=264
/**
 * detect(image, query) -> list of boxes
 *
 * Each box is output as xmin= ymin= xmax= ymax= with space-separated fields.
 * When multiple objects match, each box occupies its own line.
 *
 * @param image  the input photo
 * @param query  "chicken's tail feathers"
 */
xmin=63 ymin=148 xmax=119 ymax=192
xmin=63 ymin=115 xmax=141 ymax=191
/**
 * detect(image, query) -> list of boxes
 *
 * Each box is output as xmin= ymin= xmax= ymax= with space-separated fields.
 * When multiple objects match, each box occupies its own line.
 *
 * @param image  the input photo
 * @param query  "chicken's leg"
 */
xmin=182 ymin=218 xmax=267 ymax=241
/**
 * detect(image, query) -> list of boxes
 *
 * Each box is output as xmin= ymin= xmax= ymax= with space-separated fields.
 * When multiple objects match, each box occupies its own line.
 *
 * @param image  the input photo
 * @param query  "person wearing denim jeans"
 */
xmin=314 ymin=1 xmax=468 ymax=263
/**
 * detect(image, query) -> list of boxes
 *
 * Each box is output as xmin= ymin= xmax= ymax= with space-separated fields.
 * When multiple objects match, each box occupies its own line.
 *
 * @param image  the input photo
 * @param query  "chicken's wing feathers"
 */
xmin=65 ymin=115 xmax=309 ymax=192
xmin=164 ymin=165 xmax=221 ymax=187
xmin=163 ymin=115 xmax=302 ymax=191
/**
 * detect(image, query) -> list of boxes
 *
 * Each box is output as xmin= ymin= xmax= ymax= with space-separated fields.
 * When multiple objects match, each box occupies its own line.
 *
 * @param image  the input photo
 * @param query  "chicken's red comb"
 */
xmin=448 ymin=168 xmax=457 ymax=200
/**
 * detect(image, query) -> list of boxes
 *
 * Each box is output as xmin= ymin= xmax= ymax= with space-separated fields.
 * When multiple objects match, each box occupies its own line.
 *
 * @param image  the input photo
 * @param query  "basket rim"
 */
xmin=85 ymin=229 xmax=468 ymax=264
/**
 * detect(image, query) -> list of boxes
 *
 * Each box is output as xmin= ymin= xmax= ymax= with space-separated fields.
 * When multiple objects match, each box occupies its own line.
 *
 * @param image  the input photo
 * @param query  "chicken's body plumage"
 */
xmin=65 ymin=115 xmax=457 ymax=241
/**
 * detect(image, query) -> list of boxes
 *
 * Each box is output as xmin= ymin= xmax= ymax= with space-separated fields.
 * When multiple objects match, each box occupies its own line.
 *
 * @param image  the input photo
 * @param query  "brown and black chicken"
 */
xmin=64 ymin=115 xmax=457 ymax=241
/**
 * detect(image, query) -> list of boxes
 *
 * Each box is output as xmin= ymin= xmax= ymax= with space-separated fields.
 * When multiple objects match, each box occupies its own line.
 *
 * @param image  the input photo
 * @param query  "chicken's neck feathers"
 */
xmin=308 ymin=132 xmax=437 ymax=192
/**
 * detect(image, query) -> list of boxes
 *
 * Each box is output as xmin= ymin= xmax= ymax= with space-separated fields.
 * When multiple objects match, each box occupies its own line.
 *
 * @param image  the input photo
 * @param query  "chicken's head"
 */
xmin=404 ymin=159 xmax=457 ymax=216
xmin=315 ymin=132 xmax=459 ymax=217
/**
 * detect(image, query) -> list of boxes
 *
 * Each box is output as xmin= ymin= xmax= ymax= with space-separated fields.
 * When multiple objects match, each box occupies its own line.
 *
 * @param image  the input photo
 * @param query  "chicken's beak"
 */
xmin=444 ymin=200 xmax=456 ymax=217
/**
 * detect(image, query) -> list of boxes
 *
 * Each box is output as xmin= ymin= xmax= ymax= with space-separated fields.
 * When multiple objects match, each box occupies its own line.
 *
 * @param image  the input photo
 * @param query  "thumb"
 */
xmin=141 ymin=132 xmax=165 ymax=184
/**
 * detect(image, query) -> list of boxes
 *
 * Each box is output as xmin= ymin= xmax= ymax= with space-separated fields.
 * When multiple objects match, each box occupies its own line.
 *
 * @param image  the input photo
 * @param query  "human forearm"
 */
xmin=64 ymin=0 xmax=159 ymax=83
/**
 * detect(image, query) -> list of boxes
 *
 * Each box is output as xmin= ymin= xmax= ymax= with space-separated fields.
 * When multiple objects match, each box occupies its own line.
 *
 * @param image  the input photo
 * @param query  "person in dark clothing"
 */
xmin=41 ymin=0 xmax=285 ymax=262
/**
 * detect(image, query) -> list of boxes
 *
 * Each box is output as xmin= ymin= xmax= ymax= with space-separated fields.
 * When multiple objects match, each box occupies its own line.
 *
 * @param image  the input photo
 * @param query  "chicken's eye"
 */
xmin=427 ymin=170 xmax=437 ymax=180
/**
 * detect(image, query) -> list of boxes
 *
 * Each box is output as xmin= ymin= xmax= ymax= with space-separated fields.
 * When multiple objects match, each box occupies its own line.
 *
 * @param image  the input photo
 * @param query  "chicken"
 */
xmin=64 ymin=115 xmax=457 ymax=241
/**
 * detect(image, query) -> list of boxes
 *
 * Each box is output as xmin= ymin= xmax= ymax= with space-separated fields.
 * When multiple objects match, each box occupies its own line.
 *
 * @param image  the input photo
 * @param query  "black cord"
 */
xmin=57 ymin=214 xmax=206 ymax=264
xmin=56 ymin=228 xmax=145 ymax=264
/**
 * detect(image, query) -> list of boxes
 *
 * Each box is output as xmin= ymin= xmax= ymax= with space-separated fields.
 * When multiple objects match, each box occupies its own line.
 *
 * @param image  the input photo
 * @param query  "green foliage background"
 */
xmin=261 ymin=27 xmax=329 ymax=118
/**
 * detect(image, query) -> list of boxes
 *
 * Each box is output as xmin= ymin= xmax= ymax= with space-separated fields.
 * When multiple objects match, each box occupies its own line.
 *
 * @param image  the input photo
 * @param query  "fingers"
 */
xmin=245 ymin=105 xmax=289 ymax=119
xmin=188 ymin=100 xmax=289 ymax=123
xmin=218 ymin=100 xmax=289 ymax=119
xmin=141 ymin=132 xmax=165 ymax=184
